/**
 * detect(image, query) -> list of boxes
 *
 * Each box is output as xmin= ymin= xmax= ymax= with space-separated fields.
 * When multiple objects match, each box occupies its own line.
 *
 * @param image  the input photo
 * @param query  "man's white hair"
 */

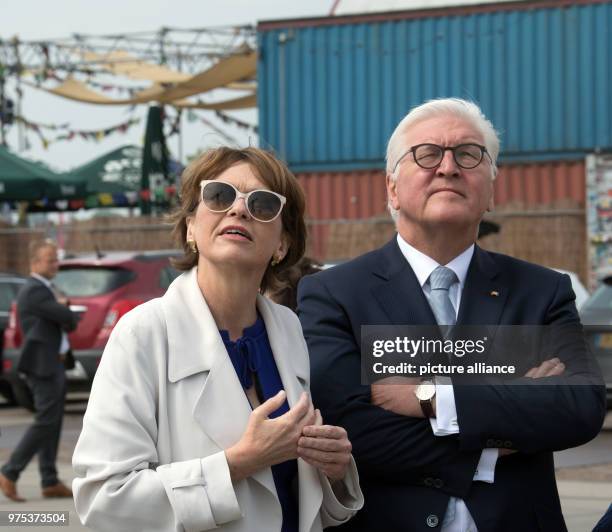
xmin=385 ymin=98 xmax=500 ymax=220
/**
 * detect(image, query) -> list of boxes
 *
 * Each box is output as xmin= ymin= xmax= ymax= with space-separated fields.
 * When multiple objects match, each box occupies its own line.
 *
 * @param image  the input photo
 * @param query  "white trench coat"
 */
xmin=72 ymin=267 xmax=363 ymax=532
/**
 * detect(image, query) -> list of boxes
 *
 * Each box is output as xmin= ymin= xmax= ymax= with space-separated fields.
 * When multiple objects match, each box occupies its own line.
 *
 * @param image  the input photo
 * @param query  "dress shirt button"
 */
xmin=504 ymin=440 xmax=513 ymax=448
xmin=426 ymin=514 xmax=439 ymax=528
xmin=433 ymin=478 xmax=444 ymax=489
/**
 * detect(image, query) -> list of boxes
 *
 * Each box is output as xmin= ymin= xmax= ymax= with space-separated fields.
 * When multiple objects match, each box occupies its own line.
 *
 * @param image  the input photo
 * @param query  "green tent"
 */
xmin=1 ymin=144 xmax=180 ymax=210
xmin=0 ymin=145 xmax=80 ymax=201
xmin=63 ymin=145 xmax=143 ymax=195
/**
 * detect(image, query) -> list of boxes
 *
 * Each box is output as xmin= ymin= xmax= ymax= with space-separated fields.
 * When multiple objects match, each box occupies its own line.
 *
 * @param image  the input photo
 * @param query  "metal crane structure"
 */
xmin=0 ymin=26 xmax=258 ymax=146
xmin=0 ymin=26 xmax=256 ymax=77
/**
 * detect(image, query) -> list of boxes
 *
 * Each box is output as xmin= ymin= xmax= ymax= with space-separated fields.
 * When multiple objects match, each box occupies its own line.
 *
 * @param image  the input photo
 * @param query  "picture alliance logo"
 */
xmin=371 ymin=336 xmax=489 ymax=358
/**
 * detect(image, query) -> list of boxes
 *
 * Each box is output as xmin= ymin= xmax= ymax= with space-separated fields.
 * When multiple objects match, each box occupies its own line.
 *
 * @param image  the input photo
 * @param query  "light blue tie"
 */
xmin=428 ymin=266 xmax=458 ymax=326
xmin=428 ymin=266 xmax=461 ymax=530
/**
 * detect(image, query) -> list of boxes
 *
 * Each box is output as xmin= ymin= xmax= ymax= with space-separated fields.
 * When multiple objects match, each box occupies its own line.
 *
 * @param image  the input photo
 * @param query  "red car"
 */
xmin=2 ymin=250 xmax=180 ymax=399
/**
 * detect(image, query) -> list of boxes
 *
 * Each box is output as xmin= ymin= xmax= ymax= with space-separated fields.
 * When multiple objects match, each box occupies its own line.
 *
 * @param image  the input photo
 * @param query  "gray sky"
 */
xmin=1 ymin=0 xmax=333 ymax=170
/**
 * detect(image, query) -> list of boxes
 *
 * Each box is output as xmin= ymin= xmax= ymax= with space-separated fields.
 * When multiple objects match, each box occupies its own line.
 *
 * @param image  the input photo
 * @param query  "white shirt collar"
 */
xmin=31 ymin=272 xmax=52 ymax=289
xmin=396 ymin=233 xmax=474 ymax=289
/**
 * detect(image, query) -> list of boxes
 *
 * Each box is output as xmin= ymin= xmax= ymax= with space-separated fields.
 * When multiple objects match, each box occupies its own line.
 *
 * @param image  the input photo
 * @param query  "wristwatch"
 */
xmin=415 ymin=380 xmax=436 ymax=418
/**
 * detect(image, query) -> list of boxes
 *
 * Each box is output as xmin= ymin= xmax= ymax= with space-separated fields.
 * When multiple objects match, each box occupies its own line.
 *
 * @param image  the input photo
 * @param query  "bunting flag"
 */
xmin=19 ymin=116 xmax=142 ymax=149
xmin=9 ymin=187 xmax=181 ymax=212
xmin=181 ymin=109 xmax=257 ymax=134
xmin=15 ymin=115 xmax=70 ymax=131
xmin=182 ymin=109 xmax=236 ymax=144
xmin=215 ymin=110 xmax=258 ymax=133
xmin=33 ymin=71 xmax=151 ymax=96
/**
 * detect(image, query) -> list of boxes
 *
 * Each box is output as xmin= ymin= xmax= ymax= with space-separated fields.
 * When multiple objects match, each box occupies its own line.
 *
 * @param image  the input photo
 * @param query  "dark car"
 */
xmin=2 ymin=250 xmax=180 ymax=398
xmin=580 ymin=275 xmax=612 ymax=408
xmin=0 ymin=273 xmax=27 ymax=402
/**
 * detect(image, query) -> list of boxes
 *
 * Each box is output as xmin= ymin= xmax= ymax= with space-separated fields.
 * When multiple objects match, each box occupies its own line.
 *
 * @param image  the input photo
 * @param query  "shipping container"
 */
xmin=258 ymin=0 xmax=612 ymax=171
xmin=300 ymin=159 xmax=587 ymax=277
xmin=299 ymin=159 xmax=586 ymax=219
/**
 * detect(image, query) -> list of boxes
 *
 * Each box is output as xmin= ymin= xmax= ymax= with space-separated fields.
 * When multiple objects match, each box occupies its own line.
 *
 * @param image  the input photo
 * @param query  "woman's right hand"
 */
xmin=226 ymin=391 xmax=315 ymax=482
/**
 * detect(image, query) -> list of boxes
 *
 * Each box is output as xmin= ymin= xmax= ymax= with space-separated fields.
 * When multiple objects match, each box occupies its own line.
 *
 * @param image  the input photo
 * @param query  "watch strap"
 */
xmin=419 ymin=398 xmax=435 ymax=418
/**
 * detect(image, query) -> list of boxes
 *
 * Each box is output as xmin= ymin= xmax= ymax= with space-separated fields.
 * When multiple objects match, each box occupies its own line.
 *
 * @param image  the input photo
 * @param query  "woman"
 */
xmin=72 ymin=147 xmax=363 ymax=532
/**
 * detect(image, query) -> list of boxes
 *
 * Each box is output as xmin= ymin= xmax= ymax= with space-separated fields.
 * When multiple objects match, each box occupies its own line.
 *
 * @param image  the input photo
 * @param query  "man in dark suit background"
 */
xmin=298 ymin=98 xmax=606 ymax=531
xmin=0 ymin=239 xmax=79 ymax=502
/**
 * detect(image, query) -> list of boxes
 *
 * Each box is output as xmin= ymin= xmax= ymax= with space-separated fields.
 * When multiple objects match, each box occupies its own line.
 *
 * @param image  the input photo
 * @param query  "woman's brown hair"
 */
xmin=168 ymin=147 xmax=306 ymax=292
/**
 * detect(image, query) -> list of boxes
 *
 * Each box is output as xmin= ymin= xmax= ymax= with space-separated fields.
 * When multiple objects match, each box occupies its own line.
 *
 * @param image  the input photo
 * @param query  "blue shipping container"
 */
xmin=257 ymin=1 xmax=612 ymax=172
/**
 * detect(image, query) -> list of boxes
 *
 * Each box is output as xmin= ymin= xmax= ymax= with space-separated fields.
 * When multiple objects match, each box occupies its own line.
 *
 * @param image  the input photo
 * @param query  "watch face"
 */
xmin=416 ymin=382 xmax=436 ymax=401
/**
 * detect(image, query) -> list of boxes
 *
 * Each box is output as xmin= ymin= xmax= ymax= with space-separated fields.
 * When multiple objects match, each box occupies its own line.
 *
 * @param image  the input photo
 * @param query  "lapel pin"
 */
xmin=490 ymin=290 xmax=499 ymax=297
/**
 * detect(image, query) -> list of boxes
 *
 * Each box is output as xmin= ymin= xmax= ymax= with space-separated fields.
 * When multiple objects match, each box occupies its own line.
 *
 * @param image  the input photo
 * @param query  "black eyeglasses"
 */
xmin=394 ymin=143 xmax=491 ymax=171
xmin=199 ymin=180 xmax=286 ymax=222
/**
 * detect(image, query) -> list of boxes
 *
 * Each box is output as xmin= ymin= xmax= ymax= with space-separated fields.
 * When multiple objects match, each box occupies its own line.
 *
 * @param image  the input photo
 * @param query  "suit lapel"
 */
xmin=372 ymin=238 xmax=438 ymax=325
xmin=457 ymin=246 xmax=507 ymax=326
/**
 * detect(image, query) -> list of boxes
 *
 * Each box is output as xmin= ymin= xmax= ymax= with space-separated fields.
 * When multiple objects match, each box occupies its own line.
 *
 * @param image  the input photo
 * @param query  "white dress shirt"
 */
xmin=396 ymin=234 xmax=498 ymax=532
xmin=31 ymin=273 xmax=70 ymax=355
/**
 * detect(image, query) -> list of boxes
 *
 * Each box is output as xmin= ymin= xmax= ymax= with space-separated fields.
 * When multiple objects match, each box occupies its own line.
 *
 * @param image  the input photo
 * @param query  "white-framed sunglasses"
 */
xmin=199 ymin=180 xmax=287 ymax=223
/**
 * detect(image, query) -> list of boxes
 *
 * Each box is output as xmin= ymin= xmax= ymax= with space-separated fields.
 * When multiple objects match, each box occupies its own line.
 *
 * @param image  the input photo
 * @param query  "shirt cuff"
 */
xmin=473 ymin=448 xmax=498 ymax=483
xmin=428 ymin=377 xmax=459 ymax=436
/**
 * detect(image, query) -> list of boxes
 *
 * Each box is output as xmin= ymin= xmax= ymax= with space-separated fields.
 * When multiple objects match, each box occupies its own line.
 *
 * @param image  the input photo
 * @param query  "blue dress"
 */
xmin=219 ymin=316 xmax=299 ymax=532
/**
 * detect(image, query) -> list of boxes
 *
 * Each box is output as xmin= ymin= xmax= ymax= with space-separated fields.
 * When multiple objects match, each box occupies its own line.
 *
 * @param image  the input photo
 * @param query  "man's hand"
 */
xmin=370 ymin=377 xmax=425 ymax=418
xmin=525 ymin=357 xmax=565 ymax=379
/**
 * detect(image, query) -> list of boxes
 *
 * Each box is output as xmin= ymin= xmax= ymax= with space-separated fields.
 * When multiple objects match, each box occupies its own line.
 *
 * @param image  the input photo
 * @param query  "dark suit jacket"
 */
xmin=17 ymin=276 xmax=79 ymax=378
xmin=297 ymin=237 xmax=606 ymax=532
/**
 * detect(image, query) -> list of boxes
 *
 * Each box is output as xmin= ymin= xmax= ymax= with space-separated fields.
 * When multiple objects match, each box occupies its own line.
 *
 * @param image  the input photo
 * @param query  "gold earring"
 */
xmin=187 ymin=239 xmax=198 ymax=254
xmin=271 ymin=254 xmax=281 ymax=266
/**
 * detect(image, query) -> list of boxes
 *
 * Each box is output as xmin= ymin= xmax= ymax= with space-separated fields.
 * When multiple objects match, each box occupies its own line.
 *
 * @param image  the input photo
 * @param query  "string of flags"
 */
xmin=15 ymin=114 xmax=141 ymax=149
xmin=31 ymin=71 xmax=150 ymax=96
xmin=15 ymin=115 xmax=70 ymax=131
xmin=23 ymin=185 xmax=180 ymax=212
xmin=182 ymin=109 xmax=257 ymax=144
xmin=215 ymin=110 xmax=258 ymax=133
xmin=180 ymin=109 xmax=236 ymax=144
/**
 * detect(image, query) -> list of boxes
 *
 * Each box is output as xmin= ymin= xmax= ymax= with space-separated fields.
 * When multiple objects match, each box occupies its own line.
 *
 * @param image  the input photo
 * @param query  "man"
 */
xmin=298 ymin=98 xmax=606 ymax=531
xmin=0 ymin=239 xmax=79 ymax=502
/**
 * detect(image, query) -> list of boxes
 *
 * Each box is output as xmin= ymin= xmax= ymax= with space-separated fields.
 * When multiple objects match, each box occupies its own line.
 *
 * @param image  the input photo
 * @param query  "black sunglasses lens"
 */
xmin=248 ymin=191 xmax=282 ymax=221
xmin=202 ymin=182 xmax=236 ymax=211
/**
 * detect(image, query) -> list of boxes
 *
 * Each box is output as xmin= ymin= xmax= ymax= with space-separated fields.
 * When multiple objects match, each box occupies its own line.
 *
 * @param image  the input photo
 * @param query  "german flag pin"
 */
xmin=490 ymin=290 xmax=499 ymax=297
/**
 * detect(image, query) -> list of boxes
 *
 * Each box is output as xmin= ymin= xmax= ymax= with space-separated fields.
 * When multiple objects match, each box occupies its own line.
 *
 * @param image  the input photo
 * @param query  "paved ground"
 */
xmin=0 ymin=405 xmax=86 ymax=531
xmin=0 ymin=404 xmax=611 ymax=531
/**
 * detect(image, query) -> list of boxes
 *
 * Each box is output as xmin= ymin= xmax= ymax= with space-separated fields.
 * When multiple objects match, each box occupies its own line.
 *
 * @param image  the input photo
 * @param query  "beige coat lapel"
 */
xmin=257 ymin=295 xmax=324 ymax=532
xmin=256 ymin=295 xmax=307 ymax=405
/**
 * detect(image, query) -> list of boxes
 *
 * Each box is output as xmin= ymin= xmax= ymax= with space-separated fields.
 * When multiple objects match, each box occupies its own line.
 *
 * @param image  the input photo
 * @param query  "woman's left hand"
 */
xmin=297 ymin=410 xmax=352 ymax=481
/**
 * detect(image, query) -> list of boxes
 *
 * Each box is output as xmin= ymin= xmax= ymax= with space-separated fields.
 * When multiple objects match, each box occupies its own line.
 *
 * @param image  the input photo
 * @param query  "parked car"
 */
xmin=0 ymin=273 xmax=27 ymax=402
xmin=580 ymin=275 xmax=612 ymax=408
xmin=2 ymin=250 xmax=180 ymax=398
